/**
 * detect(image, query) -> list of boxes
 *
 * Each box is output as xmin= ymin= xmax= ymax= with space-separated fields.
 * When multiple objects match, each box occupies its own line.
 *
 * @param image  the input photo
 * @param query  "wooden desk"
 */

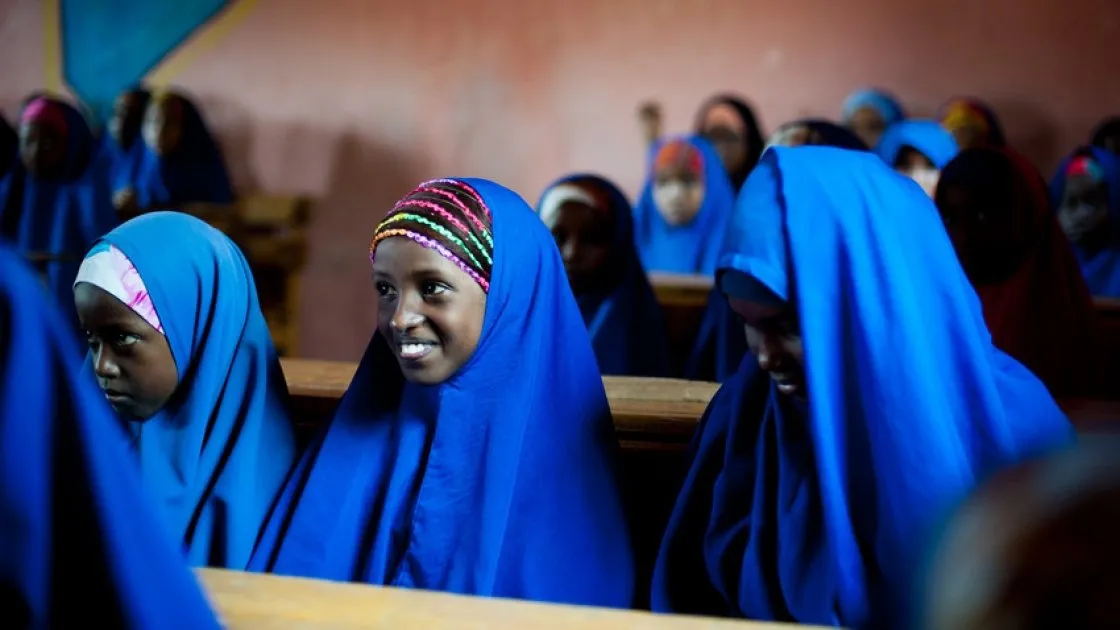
xmin=647 ymin=273 xmax=714 ymax=374
xmin=198 ymin=568 xmax=816 ymax=629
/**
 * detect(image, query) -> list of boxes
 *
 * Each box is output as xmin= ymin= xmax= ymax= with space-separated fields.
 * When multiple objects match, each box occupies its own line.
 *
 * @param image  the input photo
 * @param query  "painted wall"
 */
xmin=2 ymin=0 xmax=1118 ymax=360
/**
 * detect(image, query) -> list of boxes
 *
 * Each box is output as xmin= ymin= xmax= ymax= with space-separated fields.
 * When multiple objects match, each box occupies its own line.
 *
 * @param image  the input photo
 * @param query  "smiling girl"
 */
xmin=250 ymin=178 xmax=635 ymax=607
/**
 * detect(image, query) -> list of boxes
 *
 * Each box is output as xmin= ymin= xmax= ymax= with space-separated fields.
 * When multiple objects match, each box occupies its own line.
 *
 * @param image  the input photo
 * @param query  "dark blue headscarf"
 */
xmin=250 ymin=178 xmax=635 ymax=607
xmin=133 ymin=93 xmax=234 ymax=209
xmin=89 ymin=212 xmax=297 ymax=569
xmin=876 ymin=120 xmax=959 ymax=169
xmin=97 ymin=87 xmax=152 ymax=197
xmin=0 ymin=244 xmax=219 ymax=629
xmin=769 ymin=119 xmax=870 ymax=151
xmin=653 ymin=148 xmax=1073 ymax=628
xmin=633 ymin=135 xmax=736 ymax=276
xmin=1 ymin=98 xmax=116 ymax=329
xmin=1050 ymin=145 xmax=1120 ymax=297
xmin=536 ymin=173 xmax=671 ymax=377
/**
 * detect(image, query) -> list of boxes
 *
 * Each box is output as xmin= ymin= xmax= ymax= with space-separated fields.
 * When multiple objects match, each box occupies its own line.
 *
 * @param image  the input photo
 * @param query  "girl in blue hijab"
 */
xmin=633 ymin=135 xmax=736 ymax=276
xmin=876 ymin=120 xmax=959 ymax=197
xmin=121 ymin=90 xmax=234 ymax=216
xmin=652 ymin=147 xmax=1073 ymax=628
xmin=0 ymin=243 xmax=219 ymax=629
xmin=3 ymin=96 xmax=116 ymax=329
xmin=537 ymin=173 xmax=671 ymax=377
xmin=841 ymin=88 xmax=907 ymax=150
xmin=250 ymin=178 xmax=635 ymax=607
xmin=72 ymin=211 xmax=297 ymax=569
xmin=98 ymin=87 xmax=152 ymax=212
xmin=1050 ymin=145 xmax=1120 ymax=297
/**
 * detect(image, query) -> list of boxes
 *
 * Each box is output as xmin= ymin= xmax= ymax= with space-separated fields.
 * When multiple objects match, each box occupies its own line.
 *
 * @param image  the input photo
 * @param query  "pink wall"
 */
xmin=2 ymin=0 xmax=1119 ymax=360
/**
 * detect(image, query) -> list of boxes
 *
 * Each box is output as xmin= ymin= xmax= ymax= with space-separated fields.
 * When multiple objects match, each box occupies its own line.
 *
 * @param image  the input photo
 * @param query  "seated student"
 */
xmin=537 ymin=174 xmax=672 ymax=377
xmin=939 ymin=97 xmax=1007 ymax=150
xmin=2 ymin=96 xmax=115 ymax=330
xmin=99 ymin=87 xmax=151 ymax=213
xmin=249 ymin=178 xmax=635 ymax=607
xmin=767 ymin=118 xmax=869 ymax=150
xmin=1050 ymin=146 xmax=1120 ymax=297
xmin=841 ymin=88 xmax=906 ymax=149
xmin=119 ymin=90 xmax=234 ymax=216
xmin=936 ymin=148 xmax=1100 ymax=398
xmin=652 ymin=147 xmax=1073 ymax=628
xmin=1090 ymin=115 xmax=1120 ymax=156
xmin=693 ymin=94 xmax=766 ymax=191
xmin=876 ymin=119 xmax=959 ymax=197
xmin=0 ymin=114 xmax=17 ymax=230
xmin=923 ymin=437 xmax=1120 ymax=630
xmin=0 ymin=244 xmax=219 ymax=629
xmin=633 ymin=135 xmax=735 ymax=276
xmin=72 ymin=211 xmax=297 ymax=569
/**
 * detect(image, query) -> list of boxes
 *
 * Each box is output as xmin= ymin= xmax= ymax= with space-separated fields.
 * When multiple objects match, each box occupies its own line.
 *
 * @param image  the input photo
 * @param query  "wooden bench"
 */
xmin=197 ymin=568 xmax=818 ymax=629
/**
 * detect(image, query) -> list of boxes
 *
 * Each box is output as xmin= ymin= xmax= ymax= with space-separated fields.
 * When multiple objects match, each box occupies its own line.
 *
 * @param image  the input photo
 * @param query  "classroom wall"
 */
xmin=2 ymin=0 xmax=1118 ymax=360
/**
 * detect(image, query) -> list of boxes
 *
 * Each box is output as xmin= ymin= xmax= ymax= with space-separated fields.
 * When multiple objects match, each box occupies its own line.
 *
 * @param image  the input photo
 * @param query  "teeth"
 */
xmin=401 ymin=343 xmax=429 ymax=356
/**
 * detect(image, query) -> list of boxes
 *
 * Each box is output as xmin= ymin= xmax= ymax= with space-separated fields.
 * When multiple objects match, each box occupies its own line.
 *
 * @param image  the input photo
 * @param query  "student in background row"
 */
xmin=251 ymin=178 xmax=635 ymax=608
xmin=939 ymin=97 xmax=1006 ymax=151
xmin=876 ymin=119 xmax=959 ymax=197
xmin=1090 ymin=116 xmax=1120 ymax=156
xmin=692 ymin=94 xmax=766 ymax=191
xmin=841 ymin=88 xmax=906 ymax=150
xmin=0 ymin=114 xmax=17 ymax=227
xmin=1050 ymin=146 xmax=1120 ymax=297
xmin=653 ymin=147 xmax=1072 ymax=629
xmin=633 ymin=135 xmax=735 ymax=276
xmin=1 ymin=96 xmax=116 ymax=331
xmin=0 ymin=244 xmax=219 ymax=629
xmin=116 ymin=90 xmax=234 ymax=216
xmin=767 ymin=119 xmax=868 ymax=150
xmin=73 ymin=212 xmax=296 ymax=570
xmin=537 ymin=174 xmax=672 ymax=377
xmin=935 ymin=147 xmax=1100 ymax=398
xmin=100 ymin=86 xmax=151 ymax=210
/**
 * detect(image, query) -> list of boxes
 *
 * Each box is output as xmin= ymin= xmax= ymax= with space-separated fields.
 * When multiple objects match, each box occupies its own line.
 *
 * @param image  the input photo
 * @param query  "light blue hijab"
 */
xmin=876 ymin=120 xmax=959 ymax=169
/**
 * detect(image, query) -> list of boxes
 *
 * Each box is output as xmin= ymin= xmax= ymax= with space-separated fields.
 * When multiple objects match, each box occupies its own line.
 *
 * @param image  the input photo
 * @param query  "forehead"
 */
xmin=702 ymin=103 xmax=746 ymax=133
xmin=372 ymin=236 xmax=466 ymax=278
xmin=1065 ymin=172 xmax=1105 ymax=195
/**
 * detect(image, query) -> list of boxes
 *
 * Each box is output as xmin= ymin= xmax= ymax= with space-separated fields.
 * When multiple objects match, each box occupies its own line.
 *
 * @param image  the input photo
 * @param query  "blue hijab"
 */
xmin=634 ymin=135 xmax=736 ymax=275
xmin=91 ymin=212 xmax=297 ymax=569
xmin=536 ymin=173 xmax=671 ymax=377
xmin=0 ymin=114 xmax=18 ymax=229
xmin=876 ymin=120 xmax=959 ymax=169
xmin=250 ymin=178 xmax=635 ymax=606
xmin=1 ymin=99 xmax=116 ymax=329
xmin=97 ymin=88 xmax=152 ymax=197
xmin=0 ymin=244 xmax=219 ymax=629
xmin=842 ymin=88 xmax=906 ymax=129
xmin=653 ymin=148 xmax=1074 ymax=628
xmin=1050 ymin=145 xmax=1120 ymax=297
xmin=133 ymin=94 xmax=234 ymax=209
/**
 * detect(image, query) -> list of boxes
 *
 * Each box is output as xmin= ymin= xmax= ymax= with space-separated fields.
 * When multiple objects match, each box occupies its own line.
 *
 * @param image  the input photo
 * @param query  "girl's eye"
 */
xmin=422 ymin=281 xmax=448 ymax=297
xmin=114 ymin=333 xmax=139 ymax=347
xmin=376 ymin=281 xmax=397 ymax=298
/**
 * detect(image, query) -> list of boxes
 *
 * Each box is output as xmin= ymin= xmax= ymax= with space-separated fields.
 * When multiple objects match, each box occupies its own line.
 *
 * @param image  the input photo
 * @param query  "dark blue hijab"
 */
xmin=0 ymin=114 xmax=17 ymax=228
xmin=134 ymin=93 xmax=233 ymax=209
xmin=0 ymin=244 xmax=219 ymax=629
xmin=1 ymin=98 xmax=116 ymax=329
xmin=97 ymin=87 xmax=152 ymax=196
xmin=250 ymin=178 xmax=635 ymax=607
xmin=633 ymin=135 xmax=736 ymax=276
xmin=653 ymin=148 xmax=1073 ymax=628
xmin=536 ymin=173 xmax=671 ymax=377
xmin=91 ymin=212 xmax=297 ymax=569
xmin=1050 ymin=145 xmax=1120 ymax=297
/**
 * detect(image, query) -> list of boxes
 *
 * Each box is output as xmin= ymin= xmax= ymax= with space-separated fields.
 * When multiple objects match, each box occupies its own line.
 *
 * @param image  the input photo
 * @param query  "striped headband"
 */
xmin=1067 ymin=155 xmax=1105 ymax=182
xmin=21 ymin=98 xmax=68 ymax=137
xmin=74 ymin=243 xmax=164 ymax=334
xmin=654 ymin=140 xmax=703 ymax=176
xmin=370 ymin=179 xmax=494 ymax=292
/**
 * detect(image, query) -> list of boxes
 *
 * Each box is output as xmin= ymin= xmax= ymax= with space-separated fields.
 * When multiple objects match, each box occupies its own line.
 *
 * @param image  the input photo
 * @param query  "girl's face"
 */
xmin=895 ymin=147 xmax=940 ymax=197
xmin=936 ymin=180 xmax=1029 ymax=286
xmin=653 ymin=145 xmax=705 ymax=227
xmin=109 ymin=91 xmax=146 ymax=145
xmin=543 ymin=183 xmax=615 ymax=295
xmin=19 ymin=120 xmax=66 ymax=178
xmin=728 ymin=295 xmax=805 ymax=397
xmin=373 ymin=237 xmax=487 ymax=385
xmin=848 ymin=105 xmax=887 ymax=149
xmin=74 ymin=283 xmax=179 ymax=420
xmin=700 ymin=103 xmax=749 ymax=177
xmin=143 ymin=97 xmax=183 ymax=156
xmin=1058 ymin=171 xmax=1110 ymax=244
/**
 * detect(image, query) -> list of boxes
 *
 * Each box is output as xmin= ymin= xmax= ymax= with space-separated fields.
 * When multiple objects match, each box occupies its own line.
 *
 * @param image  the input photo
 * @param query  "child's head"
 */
xmin=940 ymin=99 xmax=1002 ymax=151
xmin=1057 ymin=151 xmax=1111 ymax=245
xmin=73 ymin=244 xmax=178 ymax=420
xmin=109 ymin=88 xmax=151 ymax=147
xmin=143 ymin=91 xmax=186 ymax=156
xmin=538 ymin=177 xmax=617 ymax=295
xmin=370 ymin=180 xmax=493 ymax=385
xmin=1091 ymin=117 xmax=1120 ymax=156
xmin=652 ymin=140 xmax=705 ymax=226
xmin=19 ymin=97 xmax=68 ymax=178
xmin=842 ymin=89 xmax=905 ymax=149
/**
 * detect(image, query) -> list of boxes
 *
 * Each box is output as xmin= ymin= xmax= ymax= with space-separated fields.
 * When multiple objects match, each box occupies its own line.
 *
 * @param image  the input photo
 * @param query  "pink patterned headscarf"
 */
xmin=74 ymin=244 xmax=164 ymax=334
